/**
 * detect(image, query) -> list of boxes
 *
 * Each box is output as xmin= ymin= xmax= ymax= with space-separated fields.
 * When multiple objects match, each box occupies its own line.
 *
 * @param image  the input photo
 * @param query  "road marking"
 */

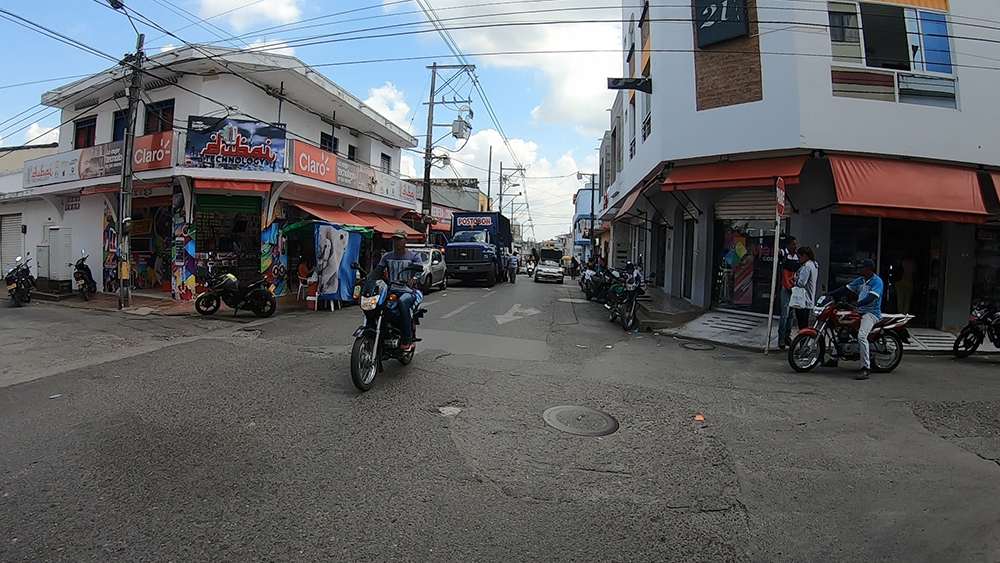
xmin=494 ymin=303 xmax=541 ymax=325
xmin=441 ymin=302 xmax=476 ymax=319
xmin=481 ymin=290 xmax=497 ymax=299
xmin=422 ymin=299 xmax=440 ymax=307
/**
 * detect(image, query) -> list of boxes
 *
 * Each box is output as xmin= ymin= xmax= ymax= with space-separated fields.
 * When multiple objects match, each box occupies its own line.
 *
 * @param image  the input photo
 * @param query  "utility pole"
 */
xmin=486 ymin=145 xmax=492 ymax=211
xmin=421 ymin=63 xmax=438 ymax=243
xmin=590 ymin=173 xmax=597 ymax=261
xmin=498 ymin=162 xmax=503 ymax=213
xmin=118 ymin=33 xmax=144 ymax=309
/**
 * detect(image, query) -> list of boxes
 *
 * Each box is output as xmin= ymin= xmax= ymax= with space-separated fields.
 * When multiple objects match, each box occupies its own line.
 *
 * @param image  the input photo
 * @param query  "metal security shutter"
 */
xmin=714 ymin=190 xmax=790 ymax=221
xmin=1 ymin=213 xmax=23 ymax=271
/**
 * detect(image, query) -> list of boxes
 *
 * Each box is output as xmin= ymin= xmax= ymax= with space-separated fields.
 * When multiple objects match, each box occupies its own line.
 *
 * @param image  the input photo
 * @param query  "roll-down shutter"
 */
xmin=1 ymin=213 xmax=23 ymax=271
xmin=714 ymin=190 xmax=790 ymax=221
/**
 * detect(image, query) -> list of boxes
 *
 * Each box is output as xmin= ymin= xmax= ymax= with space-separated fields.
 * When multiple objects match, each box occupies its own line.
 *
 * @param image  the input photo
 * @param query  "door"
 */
xmin=432 ymin=250 xmax=444 ymax=283
xmin=682 ymin=218 xmax=695 ymax=300
xmin=655 ymin=224 xmax=668 ymax=287
xmin=1 ymin=213 xmax=23 ymax=272
xmin=880 ymin=219 xmax=941 ymax=327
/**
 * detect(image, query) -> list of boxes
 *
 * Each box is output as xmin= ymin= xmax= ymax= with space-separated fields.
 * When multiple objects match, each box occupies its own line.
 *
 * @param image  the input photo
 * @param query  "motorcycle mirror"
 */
xmin=350 ymin=262 xmax=361 ymax=270
xmin=15 ymin=256 xmax=22 ymax=263
xmin=81 ymin=248 xmax=86 ymax=255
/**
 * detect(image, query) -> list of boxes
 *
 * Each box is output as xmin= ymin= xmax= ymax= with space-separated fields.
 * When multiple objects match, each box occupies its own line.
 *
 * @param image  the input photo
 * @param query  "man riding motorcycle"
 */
xmin=823 ymin=258 xmax=884 ymax=380
xmin=378 ymin=229 xmax=423 ymax=351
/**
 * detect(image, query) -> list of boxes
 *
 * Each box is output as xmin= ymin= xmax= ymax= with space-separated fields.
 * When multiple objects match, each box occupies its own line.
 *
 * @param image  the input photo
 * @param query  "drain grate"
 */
xmin=681 ymin=342 xmax=716 ymax=351
xmin=543 ymin=406 xmax=620 ymax=436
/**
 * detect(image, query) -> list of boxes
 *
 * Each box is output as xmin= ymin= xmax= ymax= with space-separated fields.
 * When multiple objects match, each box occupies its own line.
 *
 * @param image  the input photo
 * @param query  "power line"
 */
xmin=0 ymin=7 xmax=119 ymax=63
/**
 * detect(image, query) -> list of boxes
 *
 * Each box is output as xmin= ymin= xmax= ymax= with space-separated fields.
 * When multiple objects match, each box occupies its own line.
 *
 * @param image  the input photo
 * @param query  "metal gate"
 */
xmin=1 ymin=213 xmax=23 ymax=271
xmin=714 ymin=190 xmax=789 ymax=221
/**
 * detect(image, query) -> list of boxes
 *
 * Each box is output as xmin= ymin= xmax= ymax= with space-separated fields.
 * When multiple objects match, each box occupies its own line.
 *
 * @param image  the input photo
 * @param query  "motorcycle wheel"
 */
xmin=608 ymin=299 xmax=618 ymax=323
xmin=195 ymin=294 xmax=221 ymax=315
xmin=351 ymin=334 xmax=378 ymax=391
xmin=953 ymin=326 xmax=982 ymax=359
xmin=584 ymin=288 xmax=593 ymax=301
xmin=486 ymin=268 xmax=496 ymax=288
xmin=788 ymin=333 xmax=824 ymax=373
xmin=11 ymin=291 xmax=22 ymax=307
xmin=871 ymin=332 xmax=904 ymax=373
xmin=21 ymin=291 xmax=30 ymax=303
xmin=253 ymin=294 xmax=277 ymax=318
xmin=621 ymin=301 xmax=638 ymax=331
xmin=80 ymin=284 xmax=91 ymax=301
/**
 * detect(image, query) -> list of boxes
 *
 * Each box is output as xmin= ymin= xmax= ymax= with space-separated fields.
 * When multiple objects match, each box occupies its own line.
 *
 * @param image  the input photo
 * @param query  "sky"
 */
xmin=0 ymin=0 xmax=624 ymax=240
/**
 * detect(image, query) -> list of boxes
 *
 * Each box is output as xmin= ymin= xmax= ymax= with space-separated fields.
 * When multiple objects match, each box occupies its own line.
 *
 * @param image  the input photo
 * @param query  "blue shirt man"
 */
xmin=377 ymin=230 xmax=423 ymax=350
xmin=830 ymin=258 xmax=882 ymax=379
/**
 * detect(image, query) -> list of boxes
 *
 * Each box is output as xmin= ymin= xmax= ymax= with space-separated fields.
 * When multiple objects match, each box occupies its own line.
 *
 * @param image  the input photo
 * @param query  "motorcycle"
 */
xmin=71 ymin=249 xmax=98 ymax=301
xmin=5 ymin=253 xmax=35 ymax=307
xmin=350 ymin=262 xmax=427 ymax=392
xmin=618 ymin=276 xmax=648 ymax=331
xmin=583 ymin=268 xmax=621 ymax=303
xmin=195 ymin=267 xmax=276 ymax=318
xmin=953 ymin=299 xmax=1000 ymax=358
xmin=788 ymin=294 xmax=913 ymax=373
xmin=604 ymin=273 xmax=626 ymax=323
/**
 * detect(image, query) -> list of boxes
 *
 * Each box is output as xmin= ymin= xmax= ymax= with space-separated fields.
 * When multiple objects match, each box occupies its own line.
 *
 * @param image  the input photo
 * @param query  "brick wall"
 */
xmin=693 ymin=0 xmax=764 ymax=111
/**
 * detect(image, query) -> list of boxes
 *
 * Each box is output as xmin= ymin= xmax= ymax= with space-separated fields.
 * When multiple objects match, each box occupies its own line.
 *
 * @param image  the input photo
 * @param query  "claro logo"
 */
xmin=455 ymin=216 xmax=493 ymax=227
xmin=299 ymin=150 xmax=331 ymax=177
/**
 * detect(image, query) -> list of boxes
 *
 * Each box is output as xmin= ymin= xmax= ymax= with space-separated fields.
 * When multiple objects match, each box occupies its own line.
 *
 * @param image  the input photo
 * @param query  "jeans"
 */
xmin=778 ymin=288 xmax=794 ymax=341
xmin=858 ymin=313 xmax=878 ymax=370
xmin=793 ymin=308 xmax=810 ymax=331
xmin=509 ymin=267 xmax=517 ymax=283
xmin=395 ymin=290 xmax=416 ymax=344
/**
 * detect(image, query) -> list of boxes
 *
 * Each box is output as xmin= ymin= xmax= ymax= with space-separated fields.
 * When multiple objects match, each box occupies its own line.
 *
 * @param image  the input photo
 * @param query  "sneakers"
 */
xmin=854 ymin=368 xmax=870 ymax=380
xmin=822 ymin=358 xmax=839 ymax=368
xmin=400 ymin=342 xmax=415 ymax=352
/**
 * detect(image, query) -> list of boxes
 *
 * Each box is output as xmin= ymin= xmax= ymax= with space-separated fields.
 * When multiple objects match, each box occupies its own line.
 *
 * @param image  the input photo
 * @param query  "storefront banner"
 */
xmin=184 ymin=116 xmax=286 ymax=172
xmin=335 ymin=157 xmax=376 ymax=194
xmin=316 ymin=223 xmax=362 ymax=302
xmin=133 ymin=132 xmax=175 ymax=172
xmin=291 ymin=140 xmax=337 ymax=183
xmin=23 ymin=141 xmax=125 ymax=188
xmin=374 ymin=171 xmax=418 ymax=205
xmin=432 ymin=205 xmax=455 ymax=228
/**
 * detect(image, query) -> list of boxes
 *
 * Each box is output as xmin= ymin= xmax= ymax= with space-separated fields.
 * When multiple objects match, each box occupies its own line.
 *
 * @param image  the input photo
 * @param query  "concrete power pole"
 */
xmin=118 ymin=33 xmax=144 ymax=309
xmin=421 ymin=63 xmax=438 ymax=242
xmin=590 ymin=173 xmax=597 ymax=261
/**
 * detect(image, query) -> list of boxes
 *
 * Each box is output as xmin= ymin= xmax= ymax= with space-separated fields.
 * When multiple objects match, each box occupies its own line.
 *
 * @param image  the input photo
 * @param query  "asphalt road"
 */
xmin=1 ymin=276 xmax=999 ymax=562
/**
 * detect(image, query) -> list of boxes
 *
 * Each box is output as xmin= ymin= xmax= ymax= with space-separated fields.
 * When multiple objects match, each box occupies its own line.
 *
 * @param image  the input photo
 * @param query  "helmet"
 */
xmin=625 ymin=261 xmax=635 ymax=271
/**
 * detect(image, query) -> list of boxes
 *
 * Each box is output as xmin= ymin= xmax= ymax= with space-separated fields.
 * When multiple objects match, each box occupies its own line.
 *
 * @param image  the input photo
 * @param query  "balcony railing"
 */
xmin=629 ymin=138 xmax=636 ymax=160
xmin=641 ymin=114 xmax=651 ymax=142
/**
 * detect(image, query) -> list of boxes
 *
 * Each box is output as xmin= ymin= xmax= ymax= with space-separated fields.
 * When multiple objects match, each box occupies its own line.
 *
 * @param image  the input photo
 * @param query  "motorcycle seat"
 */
xmin=873 ymin=314 xmax=908 ymax=328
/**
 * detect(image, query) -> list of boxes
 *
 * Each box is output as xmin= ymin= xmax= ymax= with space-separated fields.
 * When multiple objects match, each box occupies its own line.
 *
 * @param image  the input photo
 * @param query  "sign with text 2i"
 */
xmin=694 ymin=0 xmax=749 ymax=48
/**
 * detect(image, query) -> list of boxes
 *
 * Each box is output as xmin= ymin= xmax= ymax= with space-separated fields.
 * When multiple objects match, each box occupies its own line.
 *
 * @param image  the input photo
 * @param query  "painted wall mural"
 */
xmin=262 ymin=200 xmax=288 ymax=296
xmin=171 ymin=185 xmax=196 ymax=300
xmin=102 ymin=199 xmax=119 ymax=294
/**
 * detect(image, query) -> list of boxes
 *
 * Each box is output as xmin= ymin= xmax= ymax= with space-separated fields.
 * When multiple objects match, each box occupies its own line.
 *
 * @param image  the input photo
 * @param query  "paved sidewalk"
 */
xmin=53 ymin=292 xmax=196 ymax=316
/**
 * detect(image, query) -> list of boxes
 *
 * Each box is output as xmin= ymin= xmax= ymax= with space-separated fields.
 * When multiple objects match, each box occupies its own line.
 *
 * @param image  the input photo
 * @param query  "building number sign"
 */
xmin=694 ymin=0 xmax=750 ymax=48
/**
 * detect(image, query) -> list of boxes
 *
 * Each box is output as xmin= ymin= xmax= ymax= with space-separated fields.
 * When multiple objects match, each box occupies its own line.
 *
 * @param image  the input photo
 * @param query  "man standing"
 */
xmin=827 ymin=259 xmax=883 ymax=380
xmin=777 ymin=235 xmax=800 ymax=350
xmin=508 ymin=252 xmax=519 ymax=284
xmin=378 ymin=230 xmax=423 ymax=351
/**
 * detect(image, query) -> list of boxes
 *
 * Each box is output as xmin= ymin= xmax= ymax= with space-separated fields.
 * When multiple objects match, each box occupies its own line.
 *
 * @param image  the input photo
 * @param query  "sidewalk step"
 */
xmin=30 ymin=291 xmax=79 ymax=302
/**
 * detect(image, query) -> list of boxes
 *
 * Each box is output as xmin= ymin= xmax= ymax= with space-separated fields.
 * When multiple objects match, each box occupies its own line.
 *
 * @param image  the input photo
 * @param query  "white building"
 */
xmin=601 ymin=0 xmax=1000 ymax=329
xmin=573 ymin=183 xmax=598 ymax=261
xmin=0 ymin=46 xmax=420 ymax=299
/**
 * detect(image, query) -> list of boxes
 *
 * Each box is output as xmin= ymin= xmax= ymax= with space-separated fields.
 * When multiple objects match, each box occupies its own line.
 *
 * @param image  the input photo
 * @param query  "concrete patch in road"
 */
xmin=418 ymin=329 xmax=547 ymax=361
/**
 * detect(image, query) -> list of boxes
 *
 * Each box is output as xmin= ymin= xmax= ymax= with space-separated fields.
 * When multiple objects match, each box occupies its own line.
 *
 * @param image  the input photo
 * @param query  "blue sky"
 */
xmin=0 ymin=0 xmax=622 ymax=239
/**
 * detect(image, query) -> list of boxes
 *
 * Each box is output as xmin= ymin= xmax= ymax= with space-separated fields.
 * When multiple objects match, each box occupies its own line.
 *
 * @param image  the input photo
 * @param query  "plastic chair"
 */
xmin=296 ymin=276 xmax=309 ymax=301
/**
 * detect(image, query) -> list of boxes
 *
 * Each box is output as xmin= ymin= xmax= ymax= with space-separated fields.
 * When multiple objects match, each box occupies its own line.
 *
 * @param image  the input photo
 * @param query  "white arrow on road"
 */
xmin=494 ymin=303 xmax=541 ymax=325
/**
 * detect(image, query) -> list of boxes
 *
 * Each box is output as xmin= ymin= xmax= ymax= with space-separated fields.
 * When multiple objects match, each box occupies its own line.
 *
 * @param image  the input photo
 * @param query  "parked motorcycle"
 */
xmin=70 ymin=249 xmax=98 ymax=301
xmin=349 ymin=262 xmax=427 ymax=392
xmin=953 ymin=299 xmax=1000 ymax=358
xmin=604 ymin=273 xmax=626 ymax=323
xmin=618 ymin=277 xmax=648 ymax=331
xmin=788 ymin=295 xmax=913 ymax=373
xmin=5 ymin=253 xmax=35 ymax=307
xmin=583 ymin=268 xmax=621 ymax=303
xmin=195 ymin=267 xmax=276 ymax=318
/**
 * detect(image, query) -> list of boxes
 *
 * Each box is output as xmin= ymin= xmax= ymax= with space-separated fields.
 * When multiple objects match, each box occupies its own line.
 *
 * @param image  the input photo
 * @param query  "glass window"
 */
xmin=144 ymin=99 xmax=174 ymax=134
xmin=320 ymin=132 xmax=334 ymax=152
xmin=347 ymin=145 xmax=357 ymax=161
xmin=829 ymin=11 xmax=860 ymax=43
xmin=380 ymin=153 xmax=392 ymax=173
xmin=112 ymin=110 xmax=127 ymax=142
xmin=918 ymin=11 xmax=952 ymax=74
xmin=74 ymin=117 xmax=97 ymax=149
xmin=860 ymin=3 xmax=911 ymax=71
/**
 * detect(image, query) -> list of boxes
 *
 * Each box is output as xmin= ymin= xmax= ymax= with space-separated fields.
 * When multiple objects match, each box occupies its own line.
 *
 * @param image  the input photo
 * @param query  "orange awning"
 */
xmin=662 ymin=156 xmax=807 ymax=191
xmin=830 ymin=155 xmax=987 ymax=224
xmin=289 ymin=200 xmax=370 ymax=228
xmin=991 ymin=172 xmax=1000 ymax=205
xmin=353 ymin=212 xmax=422 ymax=239
xmin=194 ymin=179 xmax=272 ymax=192
xmin=614 ymin=187 xmax=645 ymax=220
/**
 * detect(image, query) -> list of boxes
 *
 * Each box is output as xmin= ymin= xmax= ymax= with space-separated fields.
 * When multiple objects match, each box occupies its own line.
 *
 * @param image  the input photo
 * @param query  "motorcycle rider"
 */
xmin=377 ymin=229 xmax=423 ymax=352
xmin=624 ymin=261 xmax=642 ymax=286
xmin=824 ymin=258 xmax=884 ymax=380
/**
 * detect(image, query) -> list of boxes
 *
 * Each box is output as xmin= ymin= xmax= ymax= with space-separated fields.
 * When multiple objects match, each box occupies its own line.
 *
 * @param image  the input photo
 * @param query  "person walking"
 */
xmin=790 ymin=246 xmax=819 ymax=332
xmin=777 ymin=235 xmax=800 ymax=350
xmin=508 ymin=252 xmax=519 ymax=284
xmin=571 ymin=256 xmax=580 ymax=280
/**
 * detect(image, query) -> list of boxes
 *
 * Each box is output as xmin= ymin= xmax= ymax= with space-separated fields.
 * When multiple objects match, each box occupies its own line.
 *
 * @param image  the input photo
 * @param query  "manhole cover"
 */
xmin=681 ymin=342 xmax=716 ymax=351
xmin=542 ymin=406 xmax=619 ymax=436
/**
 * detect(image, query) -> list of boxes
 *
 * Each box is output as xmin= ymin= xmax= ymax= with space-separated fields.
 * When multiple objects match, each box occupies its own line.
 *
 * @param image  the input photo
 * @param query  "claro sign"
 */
xmin=291 ymin=140 xmax=337 ymax=183
xmin=455 ymin=215 xmax=493 ymax=227
xmin=23 ymin=132 xmax=173 ymax=188
xmin=132 ymin=132 xmax=175 ymax=172
xmin=290 ymin=140 xmax=418 ymax=206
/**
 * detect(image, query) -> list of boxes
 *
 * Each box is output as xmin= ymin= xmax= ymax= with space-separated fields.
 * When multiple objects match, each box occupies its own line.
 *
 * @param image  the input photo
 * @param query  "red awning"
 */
xmin=991 ymin=172 xmax=1000 ymax=205
xmin=194 ymin=179 xmax=272 ymax=192
xmin=614 ymin=187 xmax=644 ymax=220
xmin=289 ymin=200 xmax=369 ymax=228
xmin=830 ymin=155 xmax=987 ymax=224
xmin=662 ymin=156 xmax=807 ymax=191
xmin=353 ymin=212 xmax=422 ymax=239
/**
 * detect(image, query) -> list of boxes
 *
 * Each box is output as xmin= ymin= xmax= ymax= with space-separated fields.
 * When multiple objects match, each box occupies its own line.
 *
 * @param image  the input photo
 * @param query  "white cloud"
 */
xmin=401 ymin=0 xmax=622 ymax=137
xmin=25 ymin=123 xmax=58 ymax=145
xmin=364 ymin=82 xmax=412 ymax=133
xmin=197 ymin=0 xmax=302 ymax=32
xmin=245 ymin=38 xmax=296 ymax=56
xmin=159 ymin=44 xmax=177 ymax=53
xmin=400 ymin=154 xmax=418 ymax=178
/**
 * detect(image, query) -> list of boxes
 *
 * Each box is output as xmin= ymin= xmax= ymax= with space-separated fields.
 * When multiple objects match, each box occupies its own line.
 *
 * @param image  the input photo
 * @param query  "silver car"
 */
xmin=533 ymin=259 xmax=564 ymax=284
xmin=407 ymin=245 xmax=448 ymax=292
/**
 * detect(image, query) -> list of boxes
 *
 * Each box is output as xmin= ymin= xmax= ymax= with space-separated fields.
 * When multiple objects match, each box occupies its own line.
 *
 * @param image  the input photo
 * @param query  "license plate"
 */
xmin=385 ymin=339 xmax=400 ymax=348
xmin=76 ymin=279 xmax=85 ymax=286
xmin=460 ymin=266 xmax=470 ymax=271
xmin=6 ymin=284 xmax=15 ymax=291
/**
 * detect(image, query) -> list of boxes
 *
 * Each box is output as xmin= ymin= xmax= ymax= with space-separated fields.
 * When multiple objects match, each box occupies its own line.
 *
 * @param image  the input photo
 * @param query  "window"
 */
xmin=829 ymin=11 xmax=860 ymax=43
xmin=914 ymin=11 xmax=952 ymax=74
xmin=860 ymin=3 xmax=910 ymax=71
xmin=144 ymin=99 xmax=174 ymax=134
xmin=112 ymin=110 xmax=127 ymax=142
xmin=320 ymin=132 xmax=334 ymax=152
xmin=74 ymin=117 xmax=96 ymax=149
xmin=347 ymin=145 xmax=357 ymax=161
xmin=380 ymin=153 xmax=392 ymax=173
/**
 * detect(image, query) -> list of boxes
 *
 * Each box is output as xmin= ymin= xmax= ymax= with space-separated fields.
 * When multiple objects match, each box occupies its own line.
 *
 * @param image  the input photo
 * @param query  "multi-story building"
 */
xmin=0 ymin=46 xmax=419 ymax=299
xmin=573 ymin=183 xmax=597 ymax=261
xmin=601 ymin=0 xmax=1000 ymax=329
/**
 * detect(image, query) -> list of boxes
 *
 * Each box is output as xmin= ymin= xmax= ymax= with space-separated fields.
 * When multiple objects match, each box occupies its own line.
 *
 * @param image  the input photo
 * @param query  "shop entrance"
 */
xmin=713 ymin=219 xmax=785 ymax=314
xmin=129 ymin=196 xmax=174 ymax=295
xmin=195 ymin=194 xmax=263 ymax=283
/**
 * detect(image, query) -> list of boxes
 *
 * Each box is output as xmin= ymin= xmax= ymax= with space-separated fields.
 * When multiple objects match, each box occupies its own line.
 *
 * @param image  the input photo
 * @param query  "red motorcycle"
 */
xmin=788 ymin=295 xmax=914 ymax=373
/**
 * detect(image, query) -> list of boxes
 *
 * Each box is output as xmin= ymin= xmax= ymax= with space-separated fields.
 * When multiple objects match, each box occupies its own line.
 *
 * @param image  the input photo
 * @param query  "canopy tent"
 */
xmin=280 ymin=220 xmax=372 ymax=238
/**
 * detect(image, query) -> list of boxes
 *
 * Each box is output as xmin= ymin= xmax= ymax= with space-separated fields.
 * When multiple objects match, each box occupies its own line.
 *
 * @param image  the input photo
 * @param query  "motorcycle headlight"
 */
xmin=360 ymin=295 xmax=380 ymax=311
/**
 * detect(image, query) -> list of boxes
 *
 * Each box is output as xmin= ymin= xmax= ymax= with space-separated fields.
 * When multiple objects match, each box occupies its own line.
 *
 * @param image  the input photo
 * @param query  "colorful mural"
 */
xmin=262 ymin=200 xmax=288 ymax=296
xmin=102 ymin=199 xmax=119 ymax=294
xmin=171 ymin=186 xmax=196 ymax=300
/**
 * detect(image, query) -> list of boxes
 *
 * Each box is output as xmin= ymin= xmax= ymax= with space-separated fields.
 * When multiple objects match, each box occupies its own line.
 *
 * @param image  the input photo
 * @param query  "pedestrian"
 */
xmin=571 ymin=256 xmax=580 ymax=280
xmin=508 ymin=252 xmax=519 ymax=284
xmin=825 ymin=258 xmax=884 ymax=380
xmin=789 ymin=246 xmax=818 ymax=332
xmin=598 ymin=255 xmax=607 ymax=270
xmin=777 ymin=235 xmax=800 ymax=350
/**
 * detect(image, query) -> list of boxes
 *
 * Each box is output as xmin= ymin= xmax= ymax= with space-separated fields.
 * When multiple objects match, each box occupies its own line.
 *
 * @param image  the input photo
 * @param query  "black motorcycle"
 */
xmin=71 ymin=249 xmax=98 ymax=301
xmin=618 ymin=277 xmax=647 ymax=331
xmin=350 ymin=262 xmax=426 ymax=392
xmin=195 ymin=267 xmax=276 ymax=318
xmin=5 ymin=253 xmax=35 ymax=307
xmin=583 ymin=268 xmax=620 ymax=303
xmin=954 ymin=300 xmax=1000 ymax=358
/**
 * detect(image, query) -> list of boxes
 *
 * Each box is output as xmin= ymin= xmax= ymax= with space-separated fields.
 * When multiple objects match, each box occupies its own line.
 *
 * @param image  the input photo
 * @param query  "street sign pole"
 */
xmin=764 ymin=177 xmax=785 ymax=355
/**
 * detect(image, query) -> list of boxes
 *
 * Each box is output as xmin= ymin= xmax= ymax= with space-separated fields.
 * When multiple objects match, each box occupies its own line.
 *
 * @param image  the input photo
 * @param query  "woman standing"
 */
xmin=791 ymin=246 xmax=819 ymax=331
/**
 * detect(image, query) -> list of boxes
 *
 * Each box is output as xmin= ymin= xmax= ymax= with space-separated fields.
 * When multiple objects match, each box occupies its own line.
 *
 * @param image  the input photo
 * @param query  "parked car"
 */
xmin=534 ymin=259 xmax=564 ymax=284
xmin=407 ymin=245 xmax=448 ymax=292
